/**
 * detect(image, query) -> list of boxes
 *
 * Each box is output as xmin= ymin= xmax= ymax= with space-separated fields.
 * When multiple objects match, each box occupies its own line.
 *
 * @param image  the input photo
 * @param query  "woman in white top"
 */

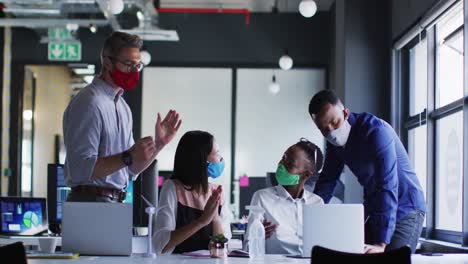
xmin=153 ymin=131 xmax=231 ymax=255
xmin=246 ymin=138 xmax=324 ymax=255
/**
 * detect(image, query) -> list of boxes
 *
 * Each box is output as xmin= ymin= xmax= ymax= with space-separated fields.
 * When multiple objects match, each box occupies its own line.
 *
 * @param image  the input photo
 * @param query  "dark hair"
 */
xmin=172 ymin=130 xmax=214 ymax=194
xmin=101 ymin=31 xmax=143 ymax=58
xmin=308 ymin=90 xmax=342 ymax=115
xmin=295 ymin=138 xmax=324 ymax=175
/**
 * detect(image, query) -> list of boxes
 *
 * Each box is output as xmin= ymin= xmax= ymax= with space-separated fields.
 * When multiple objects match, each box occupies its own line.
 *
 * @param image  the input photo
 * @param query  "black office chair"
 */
xmin=311 ymin=245 xmax=411 ymax=264
xmin=0 ymin=242 xmax=27 ymax=264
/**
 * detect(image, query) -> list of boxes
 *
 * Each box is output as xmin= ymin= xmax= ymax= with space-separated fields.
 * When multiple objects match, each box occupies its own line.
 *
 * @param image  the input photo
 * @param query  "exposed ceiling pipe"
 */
xmin=3 ymin=7 xmax=61 ymax=15
xmin=95 ymin=0 xmax=121 ymax=30
xmin=119 ymin=0 xmax=179 ymax=41
xmin=154 ymin=0 xmax=160 ymax=9
xmin=156 ymin=7 xmax=250 ymax=25
xmin=0 ymin=0 xmax=53 ymax=4
xmin=0 ymin=18 xmax=109 ymax=28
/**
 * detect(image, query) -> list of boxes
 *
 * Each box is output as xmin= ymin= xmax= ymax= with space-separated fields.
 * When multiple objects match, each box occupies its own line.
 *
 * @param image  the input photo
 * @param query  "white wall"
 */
xmin=235 ymin=68 xmax=326 ymax=177
xmin=142 ymin=67 xmax=232 ymax=205
xmin=235 ymin=68 xmax=326 ymax=214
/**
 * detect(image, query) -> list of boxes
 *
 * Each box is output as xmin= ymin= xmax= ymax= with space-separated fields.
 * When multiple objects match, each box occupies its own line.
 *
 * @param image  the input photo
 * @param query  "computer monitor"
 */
xmin=0 ymin=197 xmax=48 ymax=236
xmin=47 ymin=164 xmax=70 ymax=226
xmin=134 ymin=161 xmax=160 ymax=227
xmin=158 ymin=170 xmax=172 ymax=198
xmin=239 ymin=177 xmax=267 ymax=218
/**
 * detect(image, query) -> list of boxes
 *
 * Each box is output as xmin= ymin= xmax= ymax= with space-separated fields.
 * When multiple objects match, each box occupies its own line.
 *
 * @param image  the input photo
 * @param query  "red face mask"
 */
xmin=111 ymin=68 xmax=140 ymax=91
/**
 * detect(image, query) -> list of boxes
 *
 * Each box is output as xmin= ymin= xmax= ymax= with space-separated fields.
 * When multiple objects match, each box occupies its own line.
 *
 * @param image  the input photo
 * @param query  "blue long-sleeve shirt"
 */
xmin=313 ymin=112 xmax=426 ymax=244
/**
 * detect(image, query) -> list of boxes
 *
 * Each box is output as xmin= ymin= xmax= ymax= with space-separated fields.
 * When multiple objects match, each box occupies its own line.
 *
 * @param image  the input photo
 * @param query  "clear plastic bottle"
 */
xmin=246 ymin=206 xmax=265 ymax=259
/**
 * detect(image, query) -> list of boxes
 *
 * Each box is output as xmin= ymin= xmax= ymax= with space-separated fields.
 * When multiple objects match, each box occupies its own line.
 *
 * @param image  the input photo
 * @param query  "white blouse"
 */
xmin=153 ymin=179 xmax=232 ymax=255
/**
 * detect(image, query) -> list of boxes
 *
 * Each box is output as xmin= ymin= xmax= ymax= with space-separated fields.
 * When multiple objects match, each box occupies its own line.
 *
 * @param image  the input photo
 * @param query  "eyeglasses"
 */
xmin=108 ymin=56 xmax=144 ymax=72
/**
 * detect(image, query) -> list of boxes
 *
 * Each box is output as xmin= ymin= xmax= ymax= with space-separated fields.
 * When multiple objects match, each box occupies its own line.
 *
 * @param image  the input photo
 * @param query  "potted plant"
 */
xmin=209 ymin=234 xmax=229 ymax=258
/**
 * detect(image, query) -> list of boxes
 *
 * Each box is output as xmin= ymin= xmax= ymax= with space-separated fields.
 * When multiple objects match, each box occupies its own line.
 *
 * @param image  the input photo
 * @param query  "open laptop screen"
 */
xmin=0 ymin=197 xmax=48 ymax=236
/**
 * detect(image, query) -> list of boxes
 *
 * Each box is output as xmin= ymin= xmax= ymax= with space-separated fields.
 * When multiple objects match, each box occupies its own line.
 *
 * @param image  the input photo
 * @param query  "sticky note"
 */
xmin=158 ymin=176 xmax=164 ymax=187
xmin=239 ymin=176 xmax=249 ymax=187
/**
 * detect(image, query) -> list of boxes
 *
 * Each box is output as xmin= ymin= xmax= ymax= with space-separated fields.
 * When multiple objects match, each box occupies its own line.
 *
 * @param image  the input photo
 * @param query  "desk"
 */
xmin=0 ymin=237 xmax=147 ymax=254
xmin=27 ymin=253 xmax=468 ymax=264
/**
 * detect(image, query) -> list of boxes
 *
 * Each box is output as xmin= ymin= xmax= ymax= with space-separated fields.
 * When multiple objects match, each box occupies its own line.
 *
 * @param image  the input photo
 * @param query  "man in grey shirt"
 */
xmin=63 ymin=32 xmax=182 ymax=203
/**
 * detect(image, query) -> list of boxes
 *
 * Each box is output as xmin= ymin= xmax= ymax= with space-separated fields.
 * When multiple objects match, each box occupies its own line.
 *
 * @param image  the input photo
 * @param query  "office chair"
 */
xmin=311 ymin=245 xmax=411 ymax=264
xmin=0 ymin=242 xmax=27 ymax=264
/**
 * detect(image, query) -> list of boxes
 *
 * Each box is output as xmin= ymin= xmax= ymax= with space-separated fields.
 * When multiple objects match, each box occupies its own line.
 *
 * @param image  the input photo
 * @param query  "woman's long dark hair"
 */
xmin=172 ymin=130 xmax=214 ymax=194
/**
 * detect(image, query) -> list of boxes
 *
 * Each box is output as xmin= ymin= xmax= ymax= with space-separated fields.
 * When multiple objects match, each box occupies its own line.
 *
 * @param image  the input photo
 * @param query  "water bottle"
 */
xmin=246 ymin=206 xmax=265 ymax=258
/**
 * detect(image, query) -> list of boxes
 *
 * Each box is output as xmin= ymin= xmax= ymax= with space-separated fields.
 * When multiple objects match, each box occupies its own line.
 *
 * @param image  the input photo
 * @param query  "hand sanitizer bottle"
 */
xmin=246 ymin=206 xmax=265 ymax=259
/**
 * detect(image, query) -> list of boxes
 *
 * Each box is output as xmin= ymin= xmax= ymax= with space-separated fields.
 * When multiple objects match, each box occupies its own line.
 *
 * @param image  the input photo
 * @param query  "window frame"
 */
xmin=394 ymin=1 xmax=468 ymax=246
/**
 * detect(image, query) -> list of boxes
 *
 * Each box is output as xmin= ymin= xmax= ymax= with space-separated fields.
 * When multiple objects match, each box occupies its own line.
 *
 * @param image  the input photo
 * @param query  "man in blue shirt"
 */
xmin=308 ymin=90 xmax=426 ymax=253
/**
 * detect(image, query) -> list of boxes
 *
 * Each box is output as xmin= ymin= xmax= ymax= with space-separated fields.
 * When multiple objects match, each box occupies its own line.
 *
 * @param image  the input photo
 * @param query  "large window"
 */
xmin=407 ymin=38 xmax=428 ymax=205
xmin=436 ymin=6 xmax=464 ymax=108
xmin=398 ymin=2 xmax=466 ymax=245
xmin=436 ymin=112 xmax=463 ymax=231
xmin=434 ymin=4 xmax=464 ymax=233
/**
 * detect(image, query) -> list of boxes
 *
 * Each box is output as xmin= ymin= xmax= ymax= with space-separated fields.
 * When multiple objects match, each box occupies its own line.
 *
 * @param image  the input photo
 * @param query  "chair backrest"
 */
xmin=266 ymin=172 xmax=278 ymax=187
xmin=311 ymin=245 xmax=411 ymax=264
xmin=0 ymin=242 xmax=27 ymax=264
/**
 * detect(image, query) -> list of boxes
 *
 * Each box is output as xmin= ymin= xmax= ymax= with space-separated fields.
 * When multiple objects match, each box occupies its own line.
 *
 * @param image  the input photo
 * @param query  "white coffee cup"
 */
xmin=38 ymin=237 xmax=58 ymax=253
xmin=133 ymin=226 xmax=148 ymax=236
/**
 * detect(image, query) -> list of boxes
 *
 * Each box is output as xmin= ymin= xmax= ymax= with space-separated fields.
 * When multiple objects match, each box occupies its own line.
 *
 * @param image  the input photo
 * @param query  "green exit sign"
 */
xmin=48 ymin=42 xmax=82 ymax=61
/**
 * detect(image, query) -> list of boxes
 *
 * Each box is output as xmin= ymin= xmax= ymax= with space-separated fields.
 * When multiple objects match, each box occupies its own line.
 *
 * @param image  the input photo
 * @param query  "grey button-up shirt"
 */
xmin=63 ymin=77 xmax=137 ymax=190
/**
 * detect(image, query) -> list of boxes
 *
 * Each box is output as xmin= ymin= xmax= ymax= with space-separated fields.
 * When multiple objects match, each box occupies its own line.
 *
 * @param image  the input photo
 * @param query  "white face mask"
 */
xmin=326 ymin=119 xmax=351 ymax=147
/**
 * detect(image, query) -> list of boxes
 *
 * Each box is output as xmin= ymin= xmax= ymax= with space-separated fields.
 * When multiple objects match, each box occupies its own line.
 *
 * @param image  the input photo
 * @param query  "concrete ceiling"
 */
xmin=160 ymin=0 xmax=335 ymax=12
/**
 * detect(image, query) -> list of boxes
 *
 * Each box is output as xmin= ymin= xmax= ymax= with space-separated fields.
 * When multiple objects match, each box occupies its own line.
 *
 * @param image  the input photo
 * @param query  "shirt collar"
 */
xmin=345 ymin=112 xmax=358 ymax=149
xmin=347 ymin=112 xmax=357 ymax=126
xmin=92 ymin=77 xmax=124 ymax=101
xmin=274 ymin=185 xmax=309 ymax=202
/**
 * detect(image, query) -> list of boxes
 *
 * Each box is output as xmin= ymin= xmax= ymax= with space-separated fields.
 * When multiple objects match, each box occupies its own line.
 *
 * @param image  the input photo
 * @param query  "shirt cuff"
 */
xmin=67 ymin=155 xmax=98 ymax=185
xmin=128 ymin=167 xmax=139 ymax=181
xmin=153 ymin=228 xmax=173 ymax=255
xmin=370 ymin=214 xmax=394 ymax=244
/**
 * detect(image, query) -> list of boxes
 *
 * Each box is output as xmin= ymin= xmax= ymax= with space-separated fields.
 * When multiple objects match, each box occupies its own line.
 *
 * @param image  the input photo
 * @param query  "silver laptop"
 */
xmin=302 ymin=204 xmax=364 ymax=257
xmin=62 ymin=202 xmax=132 ymax=256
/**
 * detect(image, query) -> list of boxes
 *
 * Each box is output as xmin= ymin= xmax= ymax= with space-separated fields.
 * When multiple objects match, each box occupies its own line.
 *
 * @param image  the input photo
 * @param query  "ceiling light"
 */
xmin=108 ymin=0 xmax=124 ymax=15
xmin=141 ymin=50 xmax=151 ymax=66
xmin=83 ymin=76 xmax=94 ymax=84
xmin=89 ymin=24 xmax=97 ymax=33
xmin=23 ymin=110 xmax=33 ymax=121
xmin=66 ymin=23 xmax=79 ymax=32
xmin=299 ymin=0 xmax=317 ymax=18
xmin=279 ymin=50 xmax=293 ymax=70
xmin=269 ymin=75 xmax=280 ymax=95
xmin=136 ymin=11 xmax=144 ymax=21
xmin=73 ymin=68 xmax=95 ymax=75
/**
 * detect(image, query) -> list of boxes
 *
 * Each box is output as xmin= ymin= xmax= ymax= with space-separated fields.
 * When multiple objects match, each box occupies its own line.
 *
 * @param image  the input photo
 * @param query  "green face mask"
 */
xmin=275 ymin=164 xmax=300 ymax=186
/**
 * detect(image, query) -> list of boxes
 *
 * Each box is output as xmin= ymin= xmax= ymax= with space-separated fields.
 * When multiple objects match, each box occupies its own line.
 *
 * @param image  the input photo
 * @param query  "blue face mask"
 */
xmin=207 ymin=158 xmax=225 ymax=179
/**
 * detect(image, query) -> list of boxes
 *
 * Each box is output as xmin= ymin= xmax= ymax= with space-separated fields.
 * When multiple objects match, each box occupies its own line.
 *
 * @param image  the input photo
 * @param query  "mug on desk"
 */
xmin=38 ymin=237 xmax=59 ymax=253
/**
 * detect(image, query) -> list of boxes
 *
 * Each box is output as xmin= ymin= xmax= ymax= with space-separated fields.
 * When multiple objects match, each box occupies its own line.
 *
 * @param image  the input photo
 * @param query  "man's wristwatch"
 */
xmin=121 ymin=151 xmax=133 ymax=166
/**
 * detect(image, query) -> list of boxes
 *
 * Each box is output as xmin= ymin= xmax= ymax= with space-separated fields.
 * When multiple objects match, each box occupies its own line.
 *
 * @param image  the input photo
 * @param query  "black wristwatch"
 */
xmin=121 ymin=151 xmax=133 ymax=166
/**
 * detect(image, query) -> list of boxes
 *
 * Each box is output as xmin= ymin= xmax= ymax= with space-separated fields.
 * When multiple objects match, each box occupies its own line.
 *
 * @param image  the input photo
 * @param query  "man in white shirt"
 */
xmin=246 ymin=139 xmax=324 ymax=255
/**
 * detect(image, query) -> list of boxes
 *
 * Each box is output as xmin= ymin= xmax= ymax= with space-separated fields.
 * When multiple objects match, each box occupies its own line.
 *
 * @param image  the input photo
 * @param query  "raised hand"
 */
xmin=199 ymin=187 xmax=222 ymax=226
xmin=155 ymin=109 xmax=182 ymax=149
